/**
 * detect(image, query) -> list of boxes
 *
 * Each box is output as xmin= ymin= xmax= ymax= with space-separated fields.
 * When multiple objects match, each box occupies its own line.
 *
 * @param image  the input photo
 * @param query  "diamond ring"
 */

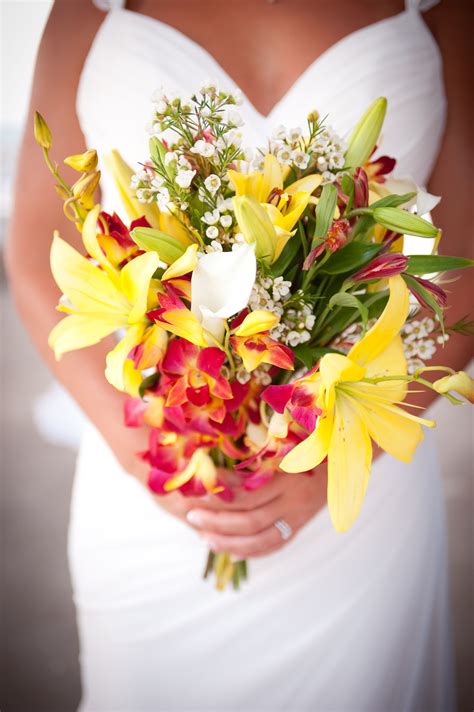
xmin=274 ymin=518 xmax=293 ymax=541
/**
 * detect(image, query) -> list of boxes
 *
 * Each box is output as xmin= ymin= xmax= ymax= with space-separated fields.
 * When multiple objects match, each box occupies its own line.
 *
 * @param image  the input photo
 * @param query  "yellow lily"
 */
xmin=49 ymin=205 xmax=164 ymax=392
xmin=280 ymin=275 xmax=435 ymax=532
xmin=229 ymin=154 xmax=322 ymax=263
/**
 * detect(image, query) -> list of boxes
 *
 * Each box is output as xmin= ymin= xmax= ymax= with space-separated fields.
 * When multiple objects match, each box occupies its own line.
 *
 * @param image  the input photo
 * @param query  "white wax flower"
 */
xmin=204 ymin=174 xmax=221 ymax=195
xmin=191 ymin=243 xmax=257 ymax=343
xmin=175 ymin=169 xmax=196 ymax=188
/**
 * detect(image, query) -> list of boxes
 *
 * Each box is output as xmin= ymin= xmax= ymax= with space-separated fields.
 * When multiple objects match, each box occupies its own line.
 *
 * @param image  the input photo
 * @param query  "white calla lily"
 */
xmin=384 ymin=176 xmax=441 ymax=217
xmin=191 ymin=244 xmax=257 ymax=342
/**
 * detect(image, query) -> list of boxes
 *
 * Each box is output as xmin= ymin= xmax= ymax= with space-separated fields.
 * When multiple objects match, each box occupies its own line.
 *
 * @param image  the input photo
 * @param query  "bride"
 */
xmin=6 ymin=0 xmax=471 ymax=709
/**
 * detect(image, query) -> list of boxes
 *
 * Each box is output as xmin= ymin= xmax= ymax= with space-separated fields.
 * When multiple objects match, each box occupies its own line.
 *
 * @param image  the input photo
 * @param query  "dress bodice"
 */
xmin=78 ymin=1 xmax=445 ymax=213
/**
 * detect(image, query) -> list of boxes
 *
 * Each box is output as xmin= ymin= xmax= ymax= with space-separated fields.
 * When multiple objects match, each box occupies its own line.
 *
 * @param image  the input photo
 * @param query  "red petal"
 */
xmin=261 ymin=383 xmax=294 ymax=413
xmin=123 ymin=397 xmax=146 ymax=427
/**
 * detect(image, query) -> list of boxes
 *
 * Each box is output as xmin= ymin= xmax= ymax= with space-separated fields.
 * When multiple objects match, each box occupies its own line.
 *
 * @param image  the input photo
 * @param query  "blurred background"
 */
xmin=1 ymin=2 xmax=472 ymax=711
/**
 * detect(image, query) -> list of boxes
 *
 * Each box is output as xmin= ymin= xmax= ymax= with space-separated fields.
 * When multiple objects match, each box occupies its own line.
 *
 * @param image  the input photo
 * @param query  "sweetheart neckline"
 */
xmin=106 ymin=6 xmax=423 ymax=121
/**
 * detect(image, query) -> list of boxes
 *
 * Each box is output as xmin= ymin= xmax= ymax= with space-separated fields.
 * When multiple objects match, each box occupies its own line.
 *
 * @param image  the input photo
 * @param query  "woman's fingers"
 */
xmin=200 ymin=521 xmax=291 ymax=559
xmin=203 ymin=473 xmax=287 ymax=512
xmin=186 ymin=498 xmax=282 ymax=536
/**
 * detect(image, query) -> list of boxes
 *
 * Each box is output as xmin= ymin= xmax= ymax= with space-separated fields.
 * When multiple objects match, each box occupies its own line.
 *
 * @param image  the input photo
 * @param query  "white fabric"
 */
xmin=70 ymin=7 xmax=454 ymax=711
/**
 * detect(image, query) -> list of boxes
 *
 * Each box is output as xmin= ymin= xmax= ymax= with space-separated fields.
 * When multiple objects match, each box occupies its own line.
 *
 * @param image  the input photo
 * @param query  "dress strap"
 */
xmin=92 ymin=0 xmax=126 ymax=11
xmin=405 ymin=0 xmax=441 ymax=11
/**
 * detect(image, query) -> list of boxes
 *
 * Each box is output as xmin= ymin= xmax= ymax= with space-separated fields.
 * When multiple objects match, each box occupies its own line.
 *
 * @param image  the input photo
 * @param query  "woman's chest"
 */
xmin=126 ymin=0 xmax=405 ymax=116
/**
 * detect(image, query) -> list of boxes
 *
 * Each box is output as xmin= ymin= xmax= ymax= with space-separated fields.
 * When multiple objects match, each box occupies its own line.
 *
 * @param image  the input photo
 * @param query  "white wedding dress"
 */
xmin=69 ymin=1 xmax=455 ymax=710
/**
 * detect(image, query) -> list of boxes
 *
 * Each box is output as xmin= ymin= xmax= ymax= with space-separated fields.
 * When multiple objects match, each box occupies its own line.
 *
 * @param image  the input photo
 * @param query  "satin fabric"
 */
xmin=70 ymin=1 xmax=454 ymax=709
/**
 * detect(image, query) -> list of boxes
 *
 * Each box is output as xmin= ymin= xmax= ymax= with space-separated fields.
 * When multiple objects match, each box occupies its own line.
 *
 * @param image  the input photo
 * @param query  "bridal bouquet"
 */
xmin=35 ymin=86 xmax=473 ymax=589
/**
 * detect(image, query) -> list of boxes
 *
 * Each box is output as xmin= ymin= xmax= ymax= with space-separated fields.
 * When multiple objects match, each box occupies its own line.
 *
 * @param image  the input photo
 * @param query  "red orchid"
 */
xmin=161 ymin=339 xmax=232 ymax=408
xmin=230 ymin=333 xmax=294 ymax=372
xmin=262 ymin=368 xmax=322 ymax=434
xmin=303 ymin=219 xmax=350 ymax=270
xmin=351 ymin=253 xmax=409 ymax=282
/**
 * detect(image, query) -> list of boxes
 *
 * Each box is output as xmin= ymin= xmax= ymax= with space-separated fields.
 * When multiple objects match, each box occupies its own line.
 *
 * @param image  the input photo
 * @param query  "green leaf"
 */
xmin=369 ymin=192 xmax=417 ymax=209
xmin=320 ymin=241 xmax=381 ymax=274
xmin=313 ymin=184 xmax=338 ymax=239
xmin=138 ymin=372 xmax=160 ymax=399
xmin=293 ymin=344 xmax=341 ymax=369
xmin=403 ymin=274 xmax=445 ymax=334
xmin=149 ymin=137 xmax=167 ymax=165
xmin=341 ymin=174 xmax=355 ymax=214
xmin=373 ymin=207 xmax=438 ymax=237
xmin=131 ymin=227 xmax=186 ymax=263
xmin=344 ymin=97 xmax=387 ymax=168
xmin=269 ymin=233 xmax=301 ymax=277
xmin=405 ymin=255 xmax=474 ymax=275
xmin=328 ymin=292 xmax=369 ymax=332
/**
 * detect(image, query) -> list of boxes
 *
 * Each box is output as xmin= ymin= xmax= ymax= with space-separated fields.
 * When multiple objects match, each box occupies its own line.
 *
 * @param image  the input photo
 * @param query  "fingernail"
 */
xmin=186 ymin=510 xmax=203 ymax=527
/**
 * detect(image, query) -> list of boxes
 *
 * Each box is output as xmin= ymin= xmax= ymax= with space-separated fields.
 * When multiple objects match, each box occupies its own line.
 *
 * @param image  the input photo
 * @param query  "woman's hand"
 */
xmin=183 ymin=466 xmax=328 ymax=559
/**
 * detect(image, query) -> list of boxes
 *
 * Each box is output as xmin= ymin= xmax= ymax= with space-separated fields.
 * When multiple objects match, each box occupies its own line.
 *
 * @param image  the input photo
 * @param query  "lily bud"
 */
xmin=233 ymin=195 xmax=276 ymax=264
xmin=352 ymin=253 xmax=408 ymax=282
xmin=64 ymin=149 xmax=98 ymax=173
xmin=72 ymin=171 xmax=101 ymax=210
xmin=131 ymin=227 xmax=186 ymax=264
xmin=344 ymin=97 xmax=387 ymax=168
xmin=433 ymin=371 xmax=474 ymax=404
xmin=34 ymin=111 xmax=52 ymax=149
xmin=373 ymin=207 xmax=439 ymax=238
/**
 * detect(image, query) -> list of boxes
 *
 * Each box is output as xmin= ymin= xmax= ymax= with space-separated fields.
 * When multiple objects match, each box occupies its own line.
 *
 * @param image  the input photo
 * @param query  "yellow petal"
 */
xmin=160 ymin=309 xmax=207 ymax=346
xmin=120 ymin=251 xmax=160 ymax=323
xmin=135 ymin=324 xmax=168 ymax=369
xmin=105 ymin=324 xmax=145 ymax=391
xmin=233 ymin=195 xmax=276 ymax=264
xmin=48 ymin=313 xmax=122 ymax=359
xmin=122 ymin=359 xmax=143 ymax=397
xmin=82 ymin=205 xmax=120 ymax=285
xmin=286 ymin=174 xmax=322 ymax=196
xmin=327 ymin=393 xmax=372 ymax=532
xmin=280 ymin=411 xmax=334 ymax=473
xmin=260 ymin=153 xmax=283 ymax=202
xmin=363 ymin=335 xmax=408 ymax=402
xmin=344 ymin=390 xmax=427 ymax=463
xmin=433 ymin=371 xmax=474 ymax=403
xmin=233 ymin=309 xmax=280 ymax=336
xmin=159 ymin=211 xmax=194 ymax=248
xmin=348 ymin=275 xmax=409 ymax=367
xmin=50 ymin=234 xmax=129 ymax=316
xmin=278 ymin=192 xmax=311 ymax=231
xmin=227 ymin=169 xmax=263 ymax=200
xmin=162 ymin=244 xmax=199 ymax=280
xmin=318 ymin=353 xmax=366 ymax=411
xmin=64 ymin=149 xmax=98 ymax=173
xmin=164 ymin=449 xmax=217 ymax=492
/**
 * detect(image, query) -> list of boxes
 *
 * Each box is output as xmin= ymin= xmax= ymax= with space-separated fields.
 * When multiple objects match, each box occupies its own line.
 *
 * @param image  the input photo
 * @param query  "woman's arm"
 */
xmin=4 ymin=0 xmax=218 ymax=524
xmin=414 ymin=0 xmax=474 ymax=406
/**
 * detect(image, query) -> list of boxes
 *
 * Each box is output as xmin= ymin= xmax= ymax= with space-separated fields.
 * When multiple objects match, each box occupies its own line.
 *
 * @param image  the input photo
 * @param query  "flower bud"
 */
xmin=72 ymin=171 xmax=101 ymax=210
xmin=352 ymin=253 xmax=408 ymax=282
xmin=406 ymin=274 xmax=447 ymax=309
xmin=233 ymin=195 xmax=276 ymax=264
xmin=373 ymin=207 xmax=438 ymax=238
xmin=344 ymin=97 xmax=387 ymax=168
xmin=33 ymin=111 xmax=52 ymax=149
xmin=433 ymin=371 xmax=474 ymax=403
xmin=64 ymin=149 xmax=98 ymax=173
